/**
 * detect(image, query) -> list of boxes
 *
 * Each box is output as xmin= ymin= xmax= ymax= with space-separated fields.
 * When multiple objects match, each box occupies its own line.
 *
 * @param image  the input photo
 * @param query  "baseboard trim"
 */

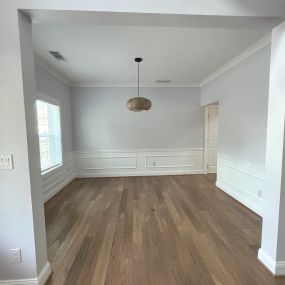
xmin=216 ymin=180 xmax=262 ymax=216
xmin=74 ymin=148 xmax=204 ymax=177
xmin=43 ymin=170 xmax=205 ymax=200
xmin=0 ymin=262 xmax=51 ymax=285
xmin=0 ymin=280 xmax=38 ymax=285
xmin=43 ymin=174 xmax=76 ymax=203
xmin=38 ymin=262 xmax=52 ymax=285
xmin=258 ymin=249 xmax=285 ymax=276
xmin=77 ymin=169 xmax=204 ymax=178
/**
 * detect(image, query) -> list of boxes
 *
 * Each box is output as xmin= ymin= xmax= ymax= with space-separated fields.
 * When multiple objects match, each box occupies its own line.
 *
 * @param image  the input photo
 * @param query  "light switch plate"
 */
xmin=0 ymin=154 xmax=14 ymax=170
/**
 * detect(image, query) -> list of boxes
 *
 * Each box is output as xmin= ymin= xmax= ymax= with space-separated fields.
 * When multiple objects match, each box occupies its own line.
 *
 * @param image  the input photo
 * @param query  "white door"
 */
xmin=206 ymin=106 xmax=219 ymax=173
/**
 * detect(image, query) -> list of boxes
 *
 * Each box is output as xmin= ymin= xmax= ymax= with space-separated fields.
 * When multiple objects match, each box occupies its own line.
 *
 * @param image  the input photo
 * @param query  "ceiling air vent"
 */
xmin=49 ymin=51 xmax=66 ymax=61
xmin=156 ymin=80 xmax=171 ymax=84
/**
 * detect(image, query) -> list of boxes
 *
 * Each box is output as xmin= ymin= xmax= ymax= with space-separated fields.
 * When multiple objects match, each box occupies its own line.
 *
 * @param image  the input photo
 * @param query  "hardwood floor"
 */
xmin=45 ymin=175 xmax=285 ymax=285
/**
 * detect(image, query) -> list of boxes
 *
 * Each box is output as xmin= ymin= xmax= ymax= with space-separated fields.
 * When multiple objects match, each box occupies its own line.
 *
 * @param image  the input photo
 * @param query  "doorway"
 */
xmin=204 ymin=105 xmax=219 ymax=174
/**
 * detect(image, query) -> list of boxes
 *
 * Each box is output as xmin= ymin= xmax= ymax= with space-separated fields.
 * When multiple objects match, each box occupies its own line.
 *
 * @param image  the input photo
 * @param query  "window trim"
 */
xmin=36 ymin=92 xmax=63 ymax=175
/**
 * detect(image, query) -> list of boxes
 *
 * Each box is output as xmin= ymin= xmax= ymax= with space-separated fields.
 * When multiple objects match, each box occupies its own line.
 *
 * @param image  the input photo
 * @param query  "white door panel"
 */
xmin=207 ymin=106 xmax=218 ymax=173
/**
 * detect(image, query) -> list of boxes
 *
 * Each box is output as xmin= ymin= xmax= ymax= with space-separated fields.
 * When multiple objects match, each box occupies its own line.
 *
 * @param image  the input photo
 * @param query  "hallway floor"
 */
xmin=45 ymin=175 xmax=285 ymax=285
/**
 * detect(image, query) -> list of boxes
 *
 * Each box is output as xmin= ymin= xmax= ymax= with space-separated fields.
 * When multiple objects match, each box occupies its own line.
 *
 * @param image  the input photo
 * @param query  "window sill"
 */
xmin=41 ymin=164 xmax=62 ymax=176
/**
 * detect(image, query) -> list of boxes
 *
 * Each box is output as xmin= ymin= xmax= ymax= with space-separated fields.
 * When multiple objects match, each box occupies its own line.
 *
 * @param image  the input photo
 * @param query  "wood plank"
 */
xmin=45 ymin=175 xmax=285 ymax=285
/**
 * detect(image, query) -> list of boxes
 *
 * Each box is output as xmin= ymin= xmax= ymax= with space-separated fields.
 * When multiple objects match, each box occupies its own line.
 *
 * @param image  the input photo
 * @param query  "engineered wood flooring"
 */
xmin=45 ymin=175 xmax=285 ymax=285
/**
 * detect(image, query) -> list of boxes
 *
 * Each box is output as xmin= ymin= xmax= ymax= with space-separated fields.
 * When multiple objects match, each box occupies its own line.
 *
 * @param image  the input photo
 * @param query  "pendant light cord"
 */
xmin=138 ymin=60 xmax=140 ymax=98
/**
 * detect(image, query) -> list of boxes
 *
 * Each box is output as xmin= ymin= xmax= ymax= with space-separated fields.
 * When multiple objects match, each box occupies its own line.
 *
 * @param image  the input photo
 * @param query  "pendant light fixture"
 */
xmin=127 ymin=58 xmax=152 ymax=111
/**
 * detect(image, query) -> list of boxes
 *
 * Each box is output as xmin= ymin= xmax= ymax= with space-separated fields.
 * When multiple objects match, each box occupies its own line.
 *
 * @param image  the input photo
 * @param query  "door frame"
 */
xmin=204 ymin=105 xmax=219 ymax=174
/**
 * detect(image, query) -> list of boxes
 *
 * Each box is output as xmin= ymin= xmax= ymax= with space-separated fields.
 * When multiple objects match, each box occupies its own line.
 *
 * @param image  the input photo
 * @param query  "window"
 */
xmin=36 ymin=100 xmax=62 ymax=173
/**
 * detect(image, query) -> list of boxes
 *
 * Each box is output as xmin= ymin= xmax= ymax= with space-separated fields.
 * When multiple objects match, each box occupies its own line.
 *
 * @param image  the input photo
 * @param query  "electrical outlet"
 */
xmin=0 ymin=154 xmax=14 ymax=170
xmin=257 ymin=190 xmax=262 ymax=198
xmin=152 ymin=162 xmax=156 ymax=167
xmin=10 ymin=248 xmax=22 ymax=263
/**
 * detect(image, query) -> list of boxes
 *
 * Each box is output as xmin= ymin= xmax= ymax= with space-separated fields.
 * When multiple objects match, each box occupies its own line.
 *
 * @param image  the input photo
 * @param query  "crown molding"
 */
xmin=71 ymin=82 xmax=200 ymax=88
xmin=35 ymin=61 xmax=72 ymax=87
xmin=34 ymin=33 xmax=272 ymax=89
xmin=200 ymin=33 xmax=272 ymax=87
xmin=35 ymin=61 xmax=200 ymax=88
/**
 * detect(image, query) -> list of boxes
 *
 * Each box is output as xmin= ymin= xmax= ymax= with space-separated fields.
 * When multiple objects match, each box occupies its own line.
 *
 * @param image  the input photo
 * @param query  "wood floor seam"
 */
xmin=45 ymin=175 xmax=285 ymax=285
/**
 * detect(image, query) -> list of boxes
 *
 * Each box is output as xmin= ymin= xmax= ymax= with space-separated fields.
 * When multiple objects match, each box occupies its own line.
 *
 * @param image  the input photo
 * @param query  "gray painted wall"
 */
xmin=35 ymin=65 xmax=73 ymax=153
xmin=201 ymin=46 xmax=271 ymax=166
xmin=71 ymin=87 xmax=203 ymax=151
xmin=0 ymin=12 xmax=48 ymax=281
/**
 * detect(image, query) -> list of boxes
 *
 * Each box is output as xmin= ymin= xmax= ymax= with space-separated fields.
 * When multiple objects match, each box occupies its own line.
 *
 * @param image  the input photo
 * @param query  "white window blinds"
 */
xmin=36 ymin=100 xmax=62 ymax=173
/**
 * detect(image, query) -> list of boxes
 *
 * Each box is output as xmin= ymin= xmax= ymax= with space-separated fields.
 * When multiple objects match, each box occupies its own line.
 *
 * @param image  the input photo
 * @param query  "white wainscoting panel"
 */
xmin=42 ymin=152 xmax=75 ymax=202
xmin=74 ymin=148 xmax=204 ymax=178
xmin=216 ymin=154 xmax=264 ymax=216
xmin=146 ymin=154 xmax=196 ymax=168
xmin=84 ymin=156 xmax=137 ymax=170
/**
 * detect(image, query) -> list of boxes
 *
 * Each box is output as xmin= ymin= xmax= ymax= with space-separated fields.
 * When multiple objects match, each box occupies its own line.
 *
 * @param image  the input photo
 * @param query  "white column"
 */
xmin=0 ymin=7 xmax=50 ymax=283
xmin=258 ymin=21 xmax=285 ymax=275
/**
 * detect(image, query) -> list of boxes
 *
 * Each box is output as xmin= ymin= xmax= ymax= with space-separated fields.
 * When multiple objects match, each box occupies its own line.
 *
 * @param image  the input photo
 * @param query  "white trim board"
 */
xmin=41 ymin=149 xmax=204 ymax=201
xmin=73 ymin=148 xmax=204 ymax=153
xmin=72 ymin=82 xmax=201 ymax=88
xmin=76 ymin=169 xmax=204 ymax=178
xmin=200 ymin=33 xmax=271 ymax=87
xmin=216 ymin=180 xmax=263 ymax=217
xmin=36 ymin=62 xmax=200 ymax=88
xmin=258 ymin=249 xmax=285 ymax=276
xmin=216 ymin=154 xmax=264 ymax=216
xmin=41 ymin=150 xmax=267 ymax=223
xmin=0 ymin=262 xmax=51 ymax=285
xmin=43 ymin=174 xmax=76 ymax=202
xmin=35 ymin=61 xmax=71 ymax=87
xmin=42 ymin=152 xmax=76 ymax=202
xmin=74 ymin=148 xmax=204 ymax=178
xmin=35 ymin=34 xmax=271 ymax=89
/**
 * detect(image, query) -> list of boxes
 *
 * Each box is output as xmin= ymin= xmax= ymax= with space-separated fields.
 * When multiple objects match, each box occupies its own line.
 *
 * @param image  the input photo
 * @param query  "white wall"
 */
xmin=0 ymin=10 xmax=49 ymax=282
xmin=201 ymin=45 xmax=271 ymax=215
xmin=259 ymin=21 xmax=285 ymax=275
xmin=0 ymin=1 xmax=283 ymax=283
xmin=35 ymin=65 xmax=73 ymax=154
xmin=72 ymin=87 xmax=203 ymax=150
xmin=202 ymin=46 xmax=270 ymax=165
xmin=71 ymin=87 xmax=204 ymax=176
xmin=35 ymin=65 xmax=75 ymax=201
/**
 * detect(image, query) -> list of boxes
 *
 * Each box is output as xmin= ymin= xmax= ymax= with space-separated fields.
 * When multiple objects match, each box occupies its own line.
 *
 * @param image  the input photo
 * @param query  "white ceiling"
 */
xmin=31 ymin=11 xmax=282 ymax=86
